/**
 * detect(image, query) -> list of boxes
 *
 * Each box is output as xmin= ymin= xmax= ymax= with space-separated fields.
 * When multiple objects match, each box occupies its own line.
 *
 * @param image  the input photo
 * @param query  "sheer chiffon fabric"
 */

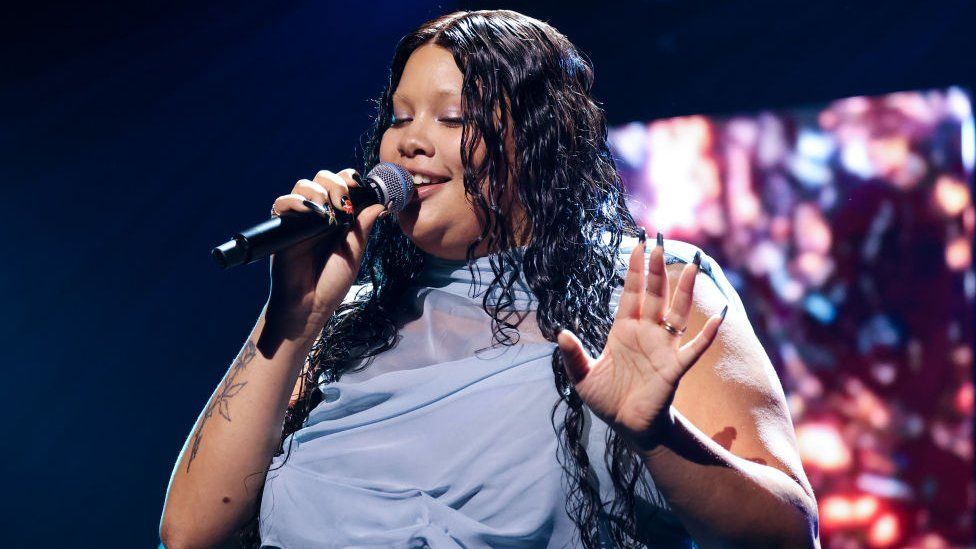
xmin=259 ymin=237 xmax=725 ymax=548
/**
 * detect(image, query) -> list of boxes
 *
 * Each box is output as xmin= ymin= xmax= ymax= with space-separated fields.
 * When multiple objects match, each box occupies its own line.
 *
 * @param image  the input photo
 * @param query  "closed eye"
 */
xmin=389 ymin=116 xmax=465 ymax=128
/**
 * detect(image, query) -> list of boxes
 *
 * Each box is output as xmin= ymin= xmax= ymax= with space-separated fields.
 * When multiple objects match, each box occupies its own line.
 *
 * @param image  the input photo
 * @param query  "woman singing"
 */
xmin=161 ymin=9 xmax=819 ymax=548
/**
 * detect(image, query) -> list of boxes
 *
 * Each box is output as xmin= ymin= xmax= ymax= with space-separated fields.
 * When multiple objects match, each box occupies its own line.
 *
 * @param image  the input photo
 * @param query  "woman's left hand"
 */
xmin=557 ymin=232 xmax=728 ymax=453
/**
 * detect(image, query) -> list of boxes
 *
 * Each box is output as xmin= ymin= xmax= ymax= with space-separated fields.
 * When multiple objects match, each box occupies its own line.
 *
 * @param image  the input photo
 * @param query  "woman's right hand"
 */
xmin=265 ymin=168 xmax=386 ymax=333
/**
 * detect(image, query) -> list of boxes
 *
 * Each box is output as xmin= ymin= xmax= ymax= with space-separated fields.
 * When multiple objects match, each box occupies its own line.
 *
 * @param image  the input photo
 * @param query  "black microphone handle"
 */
xmin=211 ymin=185 xmax=382 ymax=269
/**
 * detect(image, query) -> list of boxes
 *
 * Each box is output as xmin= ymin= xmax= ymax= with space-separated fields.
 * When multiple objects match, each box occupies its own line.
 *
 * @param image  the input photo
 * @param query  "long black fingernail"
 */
xmin=352 ymin=172 xmax=363 ymax=184
xmin=656 ymin=231 xmax=664 ymax=248
xmin=693 ymin=250 xmax=702 ymax=267
xmin=638 ymin=227 xmax=646 ymax=245
xmin=302 ymin=199 xmax=328 ymax=217
xmin=720 ymin=304 xmax=729 ymax=319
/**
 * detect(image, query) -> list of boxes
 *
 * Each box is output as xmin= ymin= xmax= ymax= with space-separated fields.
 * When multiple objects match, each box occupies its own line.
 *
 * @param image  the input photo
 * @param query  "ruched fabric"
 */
xmin=259 ymin=237 xmax=723 ymax=548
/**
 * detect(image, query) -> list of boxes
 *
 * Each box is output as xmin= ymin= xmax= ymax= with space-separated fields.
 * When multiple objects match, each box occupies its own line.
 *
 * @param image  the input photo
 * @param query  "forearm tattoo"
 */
xmin=185 ymin=340 xmax=257 ymax=472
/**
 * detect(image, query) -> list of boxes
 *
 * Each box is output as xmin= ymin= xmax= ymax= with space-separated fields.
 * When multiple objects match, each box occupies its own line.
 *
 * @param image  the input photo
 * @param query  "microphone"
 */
xmin=211 ymin=162 xmax=414 ymax=269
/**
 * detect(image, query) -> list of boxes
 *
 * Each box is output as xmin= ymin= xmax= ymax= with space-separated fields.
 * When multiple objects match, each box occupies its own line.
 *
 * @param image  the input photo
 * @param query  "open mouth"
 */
xmin=412 ymin=173 xmax=451 ymax=187
xmin=408 ymin=172 xmax=450 ymax=202
xmin=414 ymin=181 xmax=449 ymax=201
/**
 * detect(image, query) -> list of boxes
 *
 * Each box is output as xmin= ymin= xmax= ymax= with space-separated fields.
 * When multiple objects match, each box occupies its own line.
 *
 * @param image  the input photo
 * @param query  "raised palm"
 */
xmin=557 ymin=235 xmax=727 ymax=452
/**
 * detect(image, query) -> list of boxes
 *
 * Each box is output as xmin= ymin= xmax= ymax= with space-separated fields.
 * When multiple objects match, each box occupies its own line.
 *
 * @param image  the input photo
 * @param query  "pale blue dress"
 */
xmin=259 ymin=237 xmax=732 ymax=548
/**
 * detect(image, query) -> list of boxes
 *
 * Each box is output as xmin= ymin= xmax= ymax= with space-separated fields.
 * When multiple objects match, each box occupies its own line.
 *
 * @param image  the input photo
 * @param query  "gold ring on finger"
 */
xmin=658 ymin=318 xmax=686 ymax=336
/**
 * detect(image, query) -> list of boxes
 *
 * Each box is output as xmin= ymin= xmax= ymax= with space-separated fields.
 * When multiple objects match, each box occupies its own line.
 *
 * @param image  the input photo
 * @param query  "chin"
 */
xmin=397 ymin=205 xmax=443 ymax=254
xmin=396 ymin=207 xmax=475 ymax=260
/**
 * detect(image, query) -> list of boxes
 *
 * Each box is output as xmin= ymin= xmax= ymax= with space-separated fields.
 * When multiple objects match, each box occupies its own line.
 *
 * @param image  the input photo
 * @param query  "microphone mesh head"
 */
xmin=366 ymin=162 xmax=415 ymax=213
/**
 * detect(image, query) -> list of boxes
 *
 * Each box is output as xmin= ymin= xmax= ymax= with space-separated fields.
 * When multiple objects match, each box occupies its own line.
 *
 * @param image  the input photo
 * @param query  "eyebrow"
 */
xmin=392 ymin=88 xmax=461 ymax=101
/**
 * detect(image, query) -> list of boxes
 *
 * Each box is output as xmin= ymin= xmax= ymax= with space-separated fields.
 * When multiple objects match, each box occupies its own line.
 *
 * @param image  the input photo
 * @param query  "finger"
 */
xmin=292 ymin=180 xmax=336 ymax=223
xmin=337 ymin=167 xmax=362 ymax=188
xmin=335 ymin=168 xmax=386 ymax=230
xmin=292 ymin=179 xmax=328 ymax=205
xmin=272 ymin=193 xmax=324 ymax=216
xmin=676 ymin=305 xmax=728 ymax=372
xmin=557 ymin=328 xmax=593 ymax=384
xmin=328 ymin=198 xmax=385 ymax=263
xmin=616 ymin=228 xmax=647 ymax=320
xmin=342 ymin=203 xmax=385 ymax=257
xmin=641 ymin=232 xmax=668 ymax=322
xmin=335 ymin=168 xmax=362 ymax=215
xmin=313 ymin=170 xmax=351 ymax=214
xmin=664 ymin=250 xmax=702 ymax=330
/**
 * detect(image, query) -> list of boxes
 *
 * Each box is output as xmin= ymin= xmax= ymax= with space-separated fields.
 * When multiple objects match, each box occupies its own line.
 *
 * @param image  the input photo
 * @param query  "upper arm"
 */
xmin=667 ymin=253 xmax=815 ymax=502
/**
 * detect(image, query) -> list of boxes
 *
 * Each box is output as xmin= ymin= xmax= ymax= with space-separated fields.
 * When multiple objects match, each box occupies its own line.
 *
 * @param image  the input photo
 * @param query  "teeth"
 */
xmin=412 ymin=173 xmax=432 ymax=186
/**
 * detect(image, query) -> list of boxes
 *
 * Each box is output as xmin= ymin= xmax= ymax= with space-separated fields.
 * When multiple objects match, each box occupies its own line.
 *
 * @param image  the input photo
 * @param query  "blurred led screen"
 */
xmin=609 ymin=87 xmax=975 ymax=548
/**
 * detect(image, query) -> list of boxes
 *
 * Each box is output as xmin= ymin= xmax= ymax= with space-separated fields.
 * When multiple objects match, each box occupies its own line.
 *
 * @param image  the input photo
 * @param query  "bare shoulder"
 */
xmin=661 ymin=239 xmax=813 ymax=495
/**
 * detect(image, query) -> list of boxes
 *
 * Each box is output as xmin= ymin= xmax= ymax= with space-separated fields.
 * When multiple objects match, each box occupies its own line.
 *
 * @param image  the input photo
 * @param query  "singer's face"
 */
xmin=379 ymin=44 xmax=519 ymax=260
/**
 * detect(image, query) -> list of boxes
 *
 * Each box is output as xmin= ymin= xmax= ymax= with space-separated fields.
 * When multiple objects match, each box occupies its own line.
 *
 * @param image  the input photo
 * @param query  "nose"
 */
xmin=397 ymin=119 xmax=434 ymax=158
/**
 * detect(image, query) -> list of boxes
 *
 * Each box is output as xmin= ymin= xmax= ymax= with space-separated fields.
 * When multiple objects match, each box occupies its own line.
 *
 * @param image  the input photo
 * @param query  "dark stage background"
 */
xmin=2 ymin=1 xmax=974 ymax=546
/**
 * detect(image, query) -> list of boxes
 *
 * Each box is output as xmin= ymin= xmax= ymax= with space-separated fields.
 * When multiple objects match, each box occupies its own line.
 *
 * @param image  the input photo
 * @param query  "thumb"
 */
xmin=355 ymin=203 xmax=387 ymax=235
xmin=557 ymin=329 xmax=592 ymax=384
xmin=342 ymin=204 xmax=386 ymax=259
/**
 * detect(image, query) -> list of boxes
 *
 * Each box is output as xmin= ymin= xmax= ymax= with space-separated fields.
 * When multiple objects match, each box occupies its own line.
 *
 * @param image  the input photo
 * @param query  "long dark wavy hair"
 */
xmin=241 ymin=9 xmax=645 ymax=548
